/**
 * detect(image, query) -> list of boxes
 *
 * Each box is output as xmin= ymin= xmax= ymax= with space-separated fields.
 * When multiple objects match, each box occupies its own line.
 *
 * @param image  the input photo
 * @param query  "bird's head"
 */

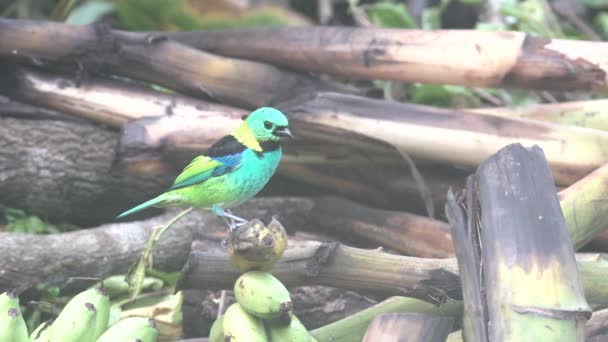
xmin=245 ymin=107 xmax=292 ymax=142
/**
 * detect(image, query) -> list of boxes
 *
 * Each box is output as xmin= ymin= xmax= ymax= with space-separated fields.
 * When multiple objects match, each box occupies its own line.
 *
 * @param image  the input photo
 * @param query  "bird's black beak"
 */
xmin=274 ymin=126 xmax=293 ymax=138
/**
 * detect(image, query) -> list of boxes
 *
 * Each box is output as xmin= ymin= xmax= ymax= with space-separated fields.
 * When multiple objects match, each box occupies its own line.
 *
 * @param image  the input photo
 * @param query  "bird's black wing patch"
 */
xmin=207 ymin=135 xmax=247 ymax=157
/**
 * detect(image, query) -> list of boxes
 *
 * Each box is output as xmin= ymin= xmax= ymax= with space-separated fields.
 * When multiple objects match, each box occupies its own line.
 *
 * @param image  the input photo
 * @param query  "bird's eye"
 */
xmin=264 ymin=121 xmax=273 ymax=130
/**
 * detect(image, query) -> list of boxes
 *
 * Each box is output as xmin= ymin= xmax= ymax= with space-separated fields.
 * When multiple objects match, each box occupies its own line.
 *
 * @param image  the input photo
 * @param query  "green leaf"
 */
xmin=501 ymin=89 xmax=543 ymax=106
xmin=578 ymin=0 xmax=608 ymax=9
xmin=594 ymin=12 xmax=608 ymax=39
xmin=460 ymin=0 xmax=484 ymax=6
xmin=409 ymin=84 xmax=454 ymax=107
xmin=475 ymin=22 xmax=509 ymax=31
xmin=65 ymin=0 xmax=115 ymax=25
xmin=421 ymin=6 xmax=442 ymax=29
xmin=3 ymin=208 xmax=26 ymax=224
xmin=8 ymin=216 xmax=46 ymax=233
xmin=2 ymin=209 xmax=70 ymax=234
xmin=444 ymin=85 xmax=482 ymax=108
xmin=115 ymin=0 xmax=294 ymax=31
xmin=50 ymin=0 xmax=80 ymax=22
xmin=408 ymin=84 xmax=482 ymax=108
xmin=365 ymin=2 xmax=416 ymax=28
xmin=500 ymin=0 xmax=565 ymax=38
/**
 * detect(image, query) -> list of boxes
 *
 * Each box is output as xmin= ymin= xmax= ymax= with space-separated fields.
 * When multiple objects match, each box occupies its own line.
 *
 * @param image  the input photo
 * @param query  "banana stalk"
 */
xmin=362 ymin=313 xmax=454 ymax=342
xmin=576 ymin=254 xmax=608 ymax=309
xmin=179 ymin=240 xmax=608 ymax=308
xmin=168 ymin=27 xmax=608 ymax=92
xmin=424 ymin=310 xmax=608 ymax=342
xmin=282 ymin=92 xmax=608 ymax=186
xmin=310 ymin=297 xmax=462 ymax=342
xmin=2 ymin=66 xmax=246 ymax=128
xmin=447 ymin=144 xmax=591 ymax=341
xmin=469 ymin=99 xmax=608 ymax=131
xmin=0 ymin=19 xmax=346 ymax=110
xmin=558 ymin=163 xmax=608 ymax=249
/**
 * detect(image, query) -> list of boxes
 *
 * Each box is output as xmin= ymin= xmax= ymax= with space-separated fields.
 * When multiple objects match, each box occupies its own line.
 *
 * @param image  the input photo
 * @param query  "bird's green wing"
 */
xmin=169 ymin=153 xmax=243 ymax=190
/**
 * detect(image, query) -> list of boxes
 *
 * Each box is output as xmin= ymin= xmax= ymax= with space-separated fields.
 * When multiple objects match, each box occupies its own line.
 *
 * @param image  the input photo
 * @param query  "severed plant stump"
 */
xmin=446 ymin=143 xmax=591 ymax=341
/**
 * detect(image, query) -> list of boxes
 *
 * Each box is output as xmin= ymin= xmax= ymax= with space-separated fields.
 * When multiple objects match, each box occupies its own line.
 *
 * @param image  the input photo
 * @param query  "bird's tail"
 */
xmin=116 ymin=194 xmax=168 ymax=219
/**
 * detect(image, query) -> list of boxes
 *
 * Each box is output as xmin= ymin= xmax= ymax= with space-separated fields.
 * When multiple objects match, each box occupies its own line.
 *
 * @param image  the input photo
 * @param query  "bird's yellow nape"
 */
xmin=231 ymin=121 xmax=263 ymax=152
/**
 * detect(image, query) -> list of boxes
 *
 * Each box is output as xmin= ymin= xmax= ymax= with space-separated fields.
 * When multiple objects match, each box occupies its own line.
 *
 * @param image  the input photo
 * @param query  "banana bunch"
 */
xmin=210 ymin=271 xmax=318 ymax=342
xmin=1 ymin=287 xmax=159 ymax=342
xmin=0 ymin=291 xmax=28 ymax=342
xmin=212 ymin=218 xmax=316 ymax=341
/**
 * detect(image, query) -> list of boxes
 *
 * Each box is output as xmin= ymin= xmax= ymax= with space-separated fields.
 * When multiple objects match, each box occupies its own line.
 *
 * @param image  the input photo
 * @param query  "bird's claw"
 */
xmin=216 ymin=208 xmax=248 ymax=247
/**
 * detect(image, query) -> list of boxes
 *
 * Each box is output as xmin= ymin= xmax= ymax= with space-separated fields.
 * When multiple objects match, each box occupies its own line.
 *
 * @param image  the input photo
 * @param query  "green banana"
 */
xmin=96 ymin=317 xmax=159 ymax=342
xmin=46 ymin=302 xmax=97 ymax=342
xmin=44 ymin=286 xmax=110 ymax=341
xmin=0 ymin=291 xmax=25 ymax=341
xmin=0 ymin=291 xmax=19 ymax=312
xmin=92 ymin=275 xmax=163 ymax=298
xmin=29 ymin=321 xmax=52 ymax=341
xmin=0 ymin=307 xmax=28 ymax=342
xmin=209 ymin=315 xmax=224 ymax=342
xmin=234 ymin=271 xmax=292 ymax=319
xmin=88 ymin=287 xmax=111 ymax=339
xmin=223 ymin=303 xmax=267 ymax=341
xmin=266 ymin=313 xmax=318 ymax=342
xmin=276 ymin=309 xmax=293 ymax=326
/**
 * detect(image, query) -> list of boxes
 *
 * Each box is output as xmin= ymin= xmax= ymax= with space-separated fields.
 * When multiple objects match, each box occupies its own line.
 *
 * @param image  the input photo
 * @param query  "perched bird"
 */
xmin=116 ymin=107 xmax=292 ymax=230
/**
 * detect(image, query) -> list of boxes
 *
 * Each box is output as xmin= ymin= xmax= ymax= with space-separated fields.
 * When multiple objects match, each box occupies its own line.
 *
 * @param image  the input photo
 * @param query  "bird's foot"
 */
xmin=224 ymin=209 xmax=248 ymax=224
xmin=220 ymin=215 xmax=238 ymax=233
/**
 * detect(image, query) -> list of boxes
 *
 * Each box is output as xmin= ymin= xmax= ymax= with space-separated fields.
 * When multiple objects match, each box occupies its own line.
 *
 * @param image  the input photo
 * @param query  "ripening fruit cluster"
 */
xmin=0 ymin=288 xmax=159 ymax=342
xmin=213 ymin=219 xmax=317 ymax=341
xmin=210 ymin=271 xmax=318 ymax=342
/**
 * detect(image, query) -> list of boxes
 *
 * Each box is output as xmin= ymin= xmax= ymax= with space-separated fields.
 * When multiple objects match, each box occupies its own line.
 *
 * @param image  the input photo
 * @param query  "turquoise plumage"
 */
xmin=117 ymin=107 xmax=292 ymax=230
